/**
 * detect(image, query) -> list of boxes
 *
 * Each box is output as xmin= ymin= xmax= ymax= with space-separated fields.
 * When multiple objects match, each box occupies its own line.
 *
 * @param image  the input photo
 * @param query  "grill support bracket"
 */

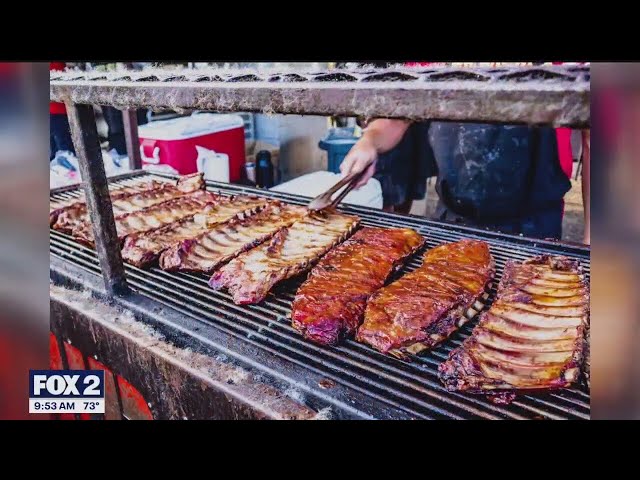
xmin=122 ymin=108 xmax=143 ymax=170
xmin=66 ymin=102 xmax=129 ymax=296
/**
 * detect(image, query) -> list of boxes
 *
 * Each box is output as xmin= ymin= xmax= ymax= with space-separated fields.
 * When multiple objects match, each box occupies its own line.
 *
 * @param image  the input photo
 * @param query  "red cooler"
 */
xmin=138 ymin=113 xmax=246 ymax=182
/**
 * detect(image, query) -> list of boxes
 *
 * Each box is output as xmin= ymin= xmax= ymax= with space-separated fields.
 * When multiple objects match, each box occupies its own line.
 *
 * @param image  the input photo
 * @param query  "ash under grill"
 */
xmin=50 ymin=172 xmax=590 ymax=420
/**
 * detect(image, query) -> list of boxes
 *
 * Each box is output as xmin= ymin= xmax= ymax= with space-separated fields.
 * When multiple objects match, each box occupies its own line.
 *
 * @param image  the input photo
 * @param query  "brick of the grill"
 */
xmin=49 ymin=172 xmax=590 ymax=420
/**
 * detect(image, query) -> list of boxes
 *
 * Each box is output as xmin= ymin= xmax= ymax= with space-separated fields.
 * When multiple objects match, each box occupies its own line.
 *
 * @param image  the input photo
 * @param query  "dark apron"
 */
xmin=373 ymin=123 xmax=436 ymax=208
xmin=427 ymin=122 xmax=571 ymax=240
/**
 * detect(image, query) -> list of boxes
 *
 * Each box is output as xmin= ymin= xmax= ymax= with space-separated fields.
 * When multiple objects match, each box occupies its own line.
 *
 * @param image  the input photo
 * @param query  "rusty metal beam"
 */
xmin=66 ymin=103 xmax=129 ymax=296
xmin=122 ymin=109 xmax=142 ymax=170
xmin=50 ymin=76 xmax=590 ymax=127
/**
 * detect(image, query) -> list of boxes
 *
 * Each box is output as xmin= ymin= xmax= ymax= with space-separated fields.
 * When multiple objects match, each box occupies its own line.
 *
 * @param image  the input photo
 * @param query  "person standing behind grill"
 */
xmin=88 ymin=62 xmax=149 ymax=159
xmin=101 ymin=103 xmax=149 ymax=158
xmin=340 ymin=119 xmax=591 ymax=244
xmin=49 ymin=62 xmax=75 ymax=160
xmin=334 ymin=62 xmax=438 ymax=213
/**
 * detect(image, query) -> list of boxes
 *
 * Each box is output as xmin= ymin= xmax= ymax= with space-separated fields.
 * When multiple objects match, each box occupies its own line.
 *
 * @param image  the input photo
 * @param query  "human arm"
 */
xmin=339 ymin=119 xmax=412 ymax=188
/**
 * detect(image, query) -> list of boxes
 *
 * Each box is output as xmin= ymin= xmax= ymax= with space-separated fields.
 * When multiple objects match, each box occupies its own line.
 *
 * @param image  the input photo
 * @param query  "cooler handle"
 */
xmin=140 ymin=139 xmax=160 ymax=164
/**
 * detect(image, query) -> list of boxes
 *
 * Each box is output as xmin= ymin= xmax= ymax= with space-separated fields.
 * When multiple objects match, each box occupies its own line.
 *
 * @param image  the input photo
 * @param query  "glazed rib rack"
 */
xmin=49 ymin=171 xmax=590 ymax=420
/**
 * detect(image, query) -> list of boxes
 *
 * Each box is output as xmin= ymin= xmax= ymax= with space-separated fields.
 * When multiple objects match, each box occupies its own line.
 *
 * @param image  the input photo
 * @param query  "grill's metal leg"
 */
xmin=66 ymin=103 xmax=130 ymax=296
xmin=123 ymin=109 xmax=142 ymax=170
xmin=574 ymin=153 xmax=583 ymax=180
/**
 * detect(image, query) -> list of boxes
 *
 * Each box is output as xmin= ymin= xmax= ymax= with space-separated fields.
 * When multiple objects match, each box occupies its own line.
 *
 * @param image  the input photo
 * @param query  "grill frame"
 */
xmin=50 ymin=65 xmax=590 ymax=127
xmin=50 ymin=171 xmax=590 ymax=420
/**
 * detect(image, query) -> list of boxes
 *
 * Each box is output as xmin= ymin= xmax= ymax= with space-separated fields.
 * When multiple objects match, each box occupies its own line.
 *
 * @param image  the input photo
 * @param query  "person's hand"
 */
xmin=339 ymin=136 xmax=378 ymax=189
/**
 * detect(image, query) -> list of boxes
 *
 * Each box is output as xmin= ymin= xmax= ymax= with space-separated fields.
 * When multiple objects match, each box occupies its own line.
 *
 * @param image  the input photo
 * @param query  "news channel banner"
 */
xmin=29 ymin=370 xmax=105 ymax=414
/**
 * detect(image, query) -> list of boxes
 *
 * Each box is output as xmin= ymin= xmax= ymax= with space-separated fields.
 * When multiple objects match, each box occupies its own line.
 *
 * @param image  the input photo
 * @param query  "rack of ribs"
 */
xmin=438 ymin=255 xmax=589 ymax=394
xmin=120 ymin=195 xmax=271 ymax=268
xmin=159 ymin=203 xmax=308 ymax=273
xmin=72 ymin=190 xmax=221 ymax=246
xmin=291 ymin=227 xmax=425 ymax=345
xmin=49 ymin=180 xmax=168 ymax=228
xmin=51 ymin=173 xmax=204 ymax=234
xmin=209 ymin=210 xmax=360 ymax=305
xmin=356 ymin=239 xmax=495 ymax=358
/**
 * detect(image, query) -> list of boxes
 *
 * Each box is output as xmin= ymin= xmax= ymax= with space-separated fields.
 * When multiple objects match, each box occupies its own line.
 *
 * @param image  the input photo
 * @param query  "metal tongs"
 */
xmin=307 ymin=170 xmax=367 ymax=212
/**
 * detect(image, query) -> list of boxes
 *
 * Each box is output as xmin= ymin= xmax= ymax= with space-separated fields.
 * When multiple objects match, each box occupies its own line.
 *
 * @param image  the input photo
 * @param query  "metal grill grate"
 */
xmin=50 ymin=172 xmax=590 ymax=419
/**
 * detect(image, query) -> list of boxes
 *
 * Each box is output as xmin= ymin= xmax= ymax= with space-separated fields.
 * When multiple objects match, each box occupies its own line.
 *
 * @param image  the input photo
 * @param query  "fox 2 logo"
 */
xmin=30 ymin=370 xmax=104 ymax=399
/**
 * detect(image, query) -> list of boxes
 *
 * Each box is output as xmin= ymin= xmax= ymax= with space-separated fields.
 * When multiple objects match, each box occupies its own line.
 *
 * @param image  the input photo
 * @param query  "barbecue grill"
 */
xmin=50 ymin=171 xmax=590 ymax=420
xmin=49 ymin=64 xmax=590 ymax=420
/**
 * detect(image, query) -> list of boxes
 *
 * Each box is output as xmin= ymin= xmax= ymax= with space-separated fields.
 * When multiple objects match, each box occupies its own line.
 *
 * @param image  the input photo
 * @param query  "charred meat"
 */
xmin=121 ymin=195 xmax=270 ymax=268
xmin=438 ymin=255 xmax=589 ymax=393
xmin=209 ymin=210 xmax=360 ymax=305
xmin=52 ymin=173 xmax=204 ymax=234
xmin=49 ymin=179 xmax=169 ymax=227
xmin=291 ymin=227 xmax=425 ymax=345
xmin=356 ymin=239 xmax=495 ymax=357
xmin=72 ymin=190 xmax=220 ymax=246
xmin=160 ymin=203 xmax=308 ymax=273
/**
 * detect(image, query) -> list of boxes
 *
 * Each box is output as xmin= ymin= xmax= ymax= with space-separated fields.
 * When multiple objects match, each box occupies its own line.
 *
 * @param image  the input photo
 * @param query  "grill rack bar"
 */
xmin=50 ymin=65 xmax=590 ymax=127
xmin=50 ymin=172 xmax=590 ymax=420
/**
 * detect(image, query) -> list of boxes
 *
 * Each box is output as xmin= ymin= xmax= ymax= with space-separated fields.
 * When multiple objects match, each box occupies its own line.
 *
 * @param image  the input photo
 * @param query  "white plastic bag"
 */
xmin=195 ymin=145 xmax=230 ymax=183
xmin=50 ymin=151 xmax=80 ymax=188
xmin=142 ymin=163 xmax=180 ymax=175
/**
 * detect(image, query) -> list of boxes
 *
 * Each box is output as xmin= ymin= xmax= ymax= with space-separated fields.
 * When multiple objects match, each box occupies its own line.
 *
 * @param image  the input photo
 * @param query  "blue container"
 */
xmin=318 ymin=127 xmax=359 ymax=173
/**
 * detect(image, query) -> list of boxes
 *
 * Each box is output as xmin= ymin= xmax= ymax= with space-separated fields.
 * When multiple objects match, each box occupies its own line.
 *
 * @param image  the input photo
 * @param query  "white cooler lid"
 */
xmin=138 ymin=113 xmax=244 ymax=141
xmin=271 ymin=171 xmax=383 ymax=209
